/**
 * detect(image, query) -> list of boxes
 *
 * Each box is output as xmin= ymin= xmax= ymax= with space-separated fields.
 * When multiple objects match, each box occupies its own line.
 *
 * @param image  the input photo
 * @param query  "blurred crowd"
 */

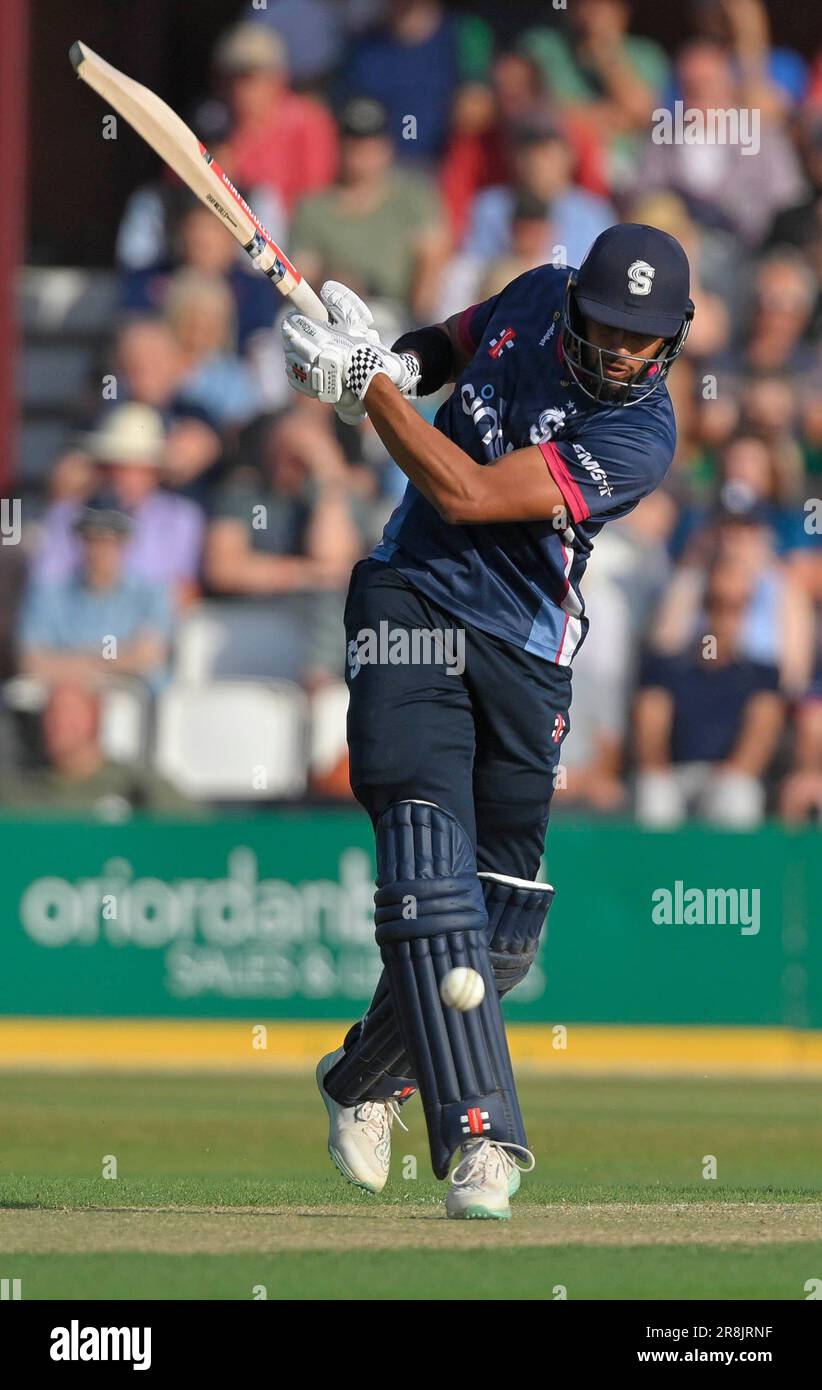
xmin=4 ymin=0 xmax=822 ymax=824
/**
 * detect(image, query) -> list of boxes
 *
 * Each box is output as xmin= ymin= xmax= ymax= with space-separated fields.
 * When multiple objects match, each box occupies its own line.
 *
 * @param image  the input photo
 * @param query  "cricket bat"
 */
xmin=69 ymin=40 xmax=327 ymax=320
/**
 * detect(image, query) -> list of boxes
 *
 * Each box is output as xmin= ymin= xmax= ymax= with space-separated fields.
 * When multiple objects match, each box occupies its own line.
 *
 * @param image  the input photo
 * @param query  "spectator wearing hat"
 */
xmin=21 ymin=503 xmax=173 ymax=695
xmin=290 ymin=97 xmax=448 ymax=321
xmin=33 ymin=404 xmax=205 ymax=608
xmin=113 ymin=22 xmax=329 ymax=275
xmin=634 ymin=557 xmax=785 ymax=827
xmin=112 ymin=318 xmax=224 ymax=506
xmin=214 ymin=22 xmax=337 ymax=216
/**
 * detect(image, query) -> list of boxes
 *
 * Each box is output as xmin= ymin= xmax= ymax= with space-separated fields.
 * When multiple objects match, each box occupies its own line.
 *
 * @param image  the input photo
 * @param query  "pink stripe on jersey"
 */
xmin=538 ymin=441 xmax=590 ymax=524
xmin=554 ymin=611 xmax=570 ymax=663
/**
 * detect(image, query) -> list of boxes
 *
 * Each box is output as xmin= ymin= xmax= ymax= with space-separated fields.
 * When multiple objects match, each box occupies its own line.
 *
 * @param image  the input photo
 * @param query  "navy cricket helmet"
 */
xmin=561 ymin=223 xmax=695 ymax=405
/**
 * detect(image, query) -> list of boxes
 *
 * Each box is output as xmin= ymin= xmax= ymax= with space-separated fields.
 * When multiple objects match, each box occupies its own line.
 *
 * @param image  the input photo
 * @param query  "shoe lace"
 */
xmin=353 ymin=1098 xmax=409 ymax=1140
xmin=450 ymin=1139 xmax=535 ymax=1187
xmin=387 ymin=1099 xmax=409 ymax=1133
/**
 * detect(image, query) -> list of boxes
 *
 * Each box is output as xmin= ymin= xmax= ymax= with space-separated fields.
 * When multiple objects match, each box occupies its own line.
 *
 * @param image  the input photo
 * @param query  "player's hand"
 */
xmin=283 ymin=314 xmax=420 ymax=408
xmin=283 ymin=314 xmax=352 ymax=405
xmin=320 ymin=281 xmax=380 ymax=426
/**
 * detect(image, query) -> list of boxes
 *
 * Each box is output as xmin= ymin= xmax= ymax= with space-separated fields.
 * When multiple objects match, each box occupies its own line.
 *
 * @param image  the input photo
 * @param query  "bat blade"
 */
xmin=69 ymin=40 xmax=325 ymax=319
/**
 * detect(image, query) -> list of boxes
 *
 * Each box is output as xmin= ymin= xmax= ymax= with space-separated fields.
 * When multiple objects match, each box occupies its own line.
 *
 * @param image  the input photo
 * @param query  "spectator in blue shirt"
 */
xmin=461 ymin=115 xmax=614 ymax=265
xmin=21 ymin=504 xmax=174 ymax=695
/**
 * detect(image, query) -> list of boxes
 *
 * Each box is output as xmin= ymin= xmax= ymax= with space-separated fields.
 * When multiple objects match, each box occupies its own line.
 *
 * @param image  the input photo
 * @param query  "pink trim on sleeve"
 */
xmin=456 ymin=303 xmax=480 ymax=356
xmin=538 ymin=441 xmax=590 ymax=524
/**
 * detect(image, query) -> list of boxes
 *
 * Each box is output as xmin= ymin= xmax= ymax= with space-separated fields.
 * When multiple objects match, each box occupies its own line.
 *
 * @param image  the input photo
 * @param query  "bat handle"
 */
xmin=288 ymin=279 xmax=328 ymax=321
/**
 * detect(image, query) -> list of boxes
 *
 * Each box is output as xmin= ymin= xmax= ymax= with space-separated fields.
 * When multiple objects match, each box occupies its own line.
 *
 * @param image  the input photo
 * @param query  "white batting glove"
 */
xmin=321 ymin=281 xmax=380 ymax=341
xmin=320 ymin=281 xmax=380 ymax=425
xmin=283 ymin=313 xmax=420 ymax=410
xmin=344 ymin=340 xmax=420 ymax=401
xmin=283 ymin=314 xmax=351 ymax=405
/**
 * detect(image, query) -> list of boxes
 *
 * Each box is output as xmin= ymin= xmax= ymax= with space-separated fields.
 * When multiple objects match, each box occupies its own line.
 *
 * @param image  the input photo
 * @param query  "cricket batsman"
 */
xmin=282 ymin=223 xmax=694 ymax=1219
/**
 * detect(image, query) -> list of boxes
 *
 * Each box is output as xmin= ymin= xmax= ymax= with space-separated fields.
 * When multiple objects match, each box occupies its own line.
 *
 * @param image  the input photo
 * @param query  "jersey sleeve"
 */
xmin=454 ymin=265 xmax=560 ymax=358
xmin=454 ymin=292 xmax=502 ymax=357
xmin=537 ymin=410 xmax=675 ymax=528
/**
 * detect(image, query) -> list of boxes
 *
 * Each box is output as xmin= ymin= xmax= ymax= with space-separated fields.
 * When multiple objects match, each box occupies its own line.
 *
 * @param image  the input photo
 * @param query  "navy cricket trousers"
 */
xmin=344 ymin=559 xmax=572 ymax=881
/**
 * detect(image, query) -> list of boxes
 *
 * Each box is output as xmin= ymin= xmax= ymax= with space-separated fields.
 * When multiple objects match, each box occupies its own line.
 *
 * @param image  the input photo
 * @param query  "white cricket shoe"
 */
xmin=316 ymin=1049 xmax=408 ymax=1195
xmin=446 ymin=1139 xmax=535 ymax=1220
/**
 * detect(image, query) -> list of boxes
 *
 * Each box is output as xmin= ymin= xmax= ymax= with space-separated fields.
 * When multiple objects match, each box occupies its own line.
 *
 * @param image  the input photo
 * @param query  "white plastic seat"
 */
xmin=174 ymin=600 xmax=307 ymax=684
xmin=154 ymin=680 xmax=307 ymax=799
xmin=99 ymin=680 xmax=151 ymax=764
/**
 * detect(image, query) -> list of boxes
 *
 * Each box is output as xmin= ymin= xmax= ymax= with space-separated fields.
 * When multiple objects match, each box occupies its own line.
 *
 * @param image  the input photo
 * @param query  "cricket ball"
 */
xmin=440 ymin=966 xmax=485 ymax=1011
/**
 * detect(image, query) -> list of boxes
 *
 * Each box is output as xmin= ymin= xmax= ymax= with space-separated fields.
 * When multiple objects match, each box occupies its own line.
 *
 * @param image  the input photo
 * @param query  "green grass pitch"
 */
xmin=1 ymin=1072 xmax=820 ymax=1300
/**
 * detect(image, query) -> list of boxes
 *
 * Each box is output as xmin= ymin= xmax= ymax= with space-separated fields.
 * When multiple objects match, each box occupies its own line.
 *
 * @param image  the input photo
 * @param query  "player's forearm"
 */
xmin=363 ymin=374 xmax=483 ymax=523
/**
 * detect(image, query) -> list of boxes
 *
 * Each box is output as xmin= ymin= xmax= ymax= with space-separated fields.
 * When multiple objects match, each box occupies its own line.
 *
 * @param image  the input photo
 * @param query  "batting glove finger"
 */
xmin=321 ymin=281 xmax=380 ymax=342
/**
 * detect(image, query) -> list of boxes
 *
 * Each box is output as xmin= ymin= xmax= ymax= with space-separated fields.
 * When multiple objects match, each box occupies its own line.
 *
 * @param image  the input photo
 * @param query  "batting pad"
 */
xmin=373 ymin=801 xmax=527 ymax=1178
xmin=479 ymin=872 xmax=555 ymax=996
xmin=326 ymin=973 xmax=416 ymax=1103
xmin=324 ymin=869 xmax=554 ymax=1109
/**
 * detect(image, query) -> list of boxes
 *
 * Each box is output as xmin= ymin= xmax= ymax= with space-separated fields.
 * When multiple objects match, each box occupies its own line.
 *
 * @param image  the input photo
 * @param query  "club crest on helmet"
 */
xmin=627 ymin=260 xmax=656 ymax=295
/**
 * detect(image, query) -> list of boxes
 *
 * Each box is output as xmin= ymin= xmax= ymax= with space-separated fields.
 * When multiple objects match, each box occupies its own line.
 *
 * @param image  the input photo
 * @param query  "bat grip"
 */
xmin=289 ymin=280 xmax=329 ymax=322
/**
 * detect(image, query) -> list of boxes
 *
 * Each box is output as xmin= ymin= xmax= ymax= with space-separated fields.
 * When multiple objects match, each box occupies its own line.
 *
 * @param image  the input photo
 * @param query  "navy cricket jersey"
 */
xmin=372 ymin=264 xmax=677 ymax=665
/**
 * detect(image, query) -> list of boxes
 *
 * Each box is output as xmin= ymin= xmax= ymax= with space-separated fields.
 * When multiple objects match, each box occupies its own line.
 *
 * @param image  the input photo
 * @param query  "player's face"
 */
xmin=583 ymin=317 xmax=666 ymax=383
